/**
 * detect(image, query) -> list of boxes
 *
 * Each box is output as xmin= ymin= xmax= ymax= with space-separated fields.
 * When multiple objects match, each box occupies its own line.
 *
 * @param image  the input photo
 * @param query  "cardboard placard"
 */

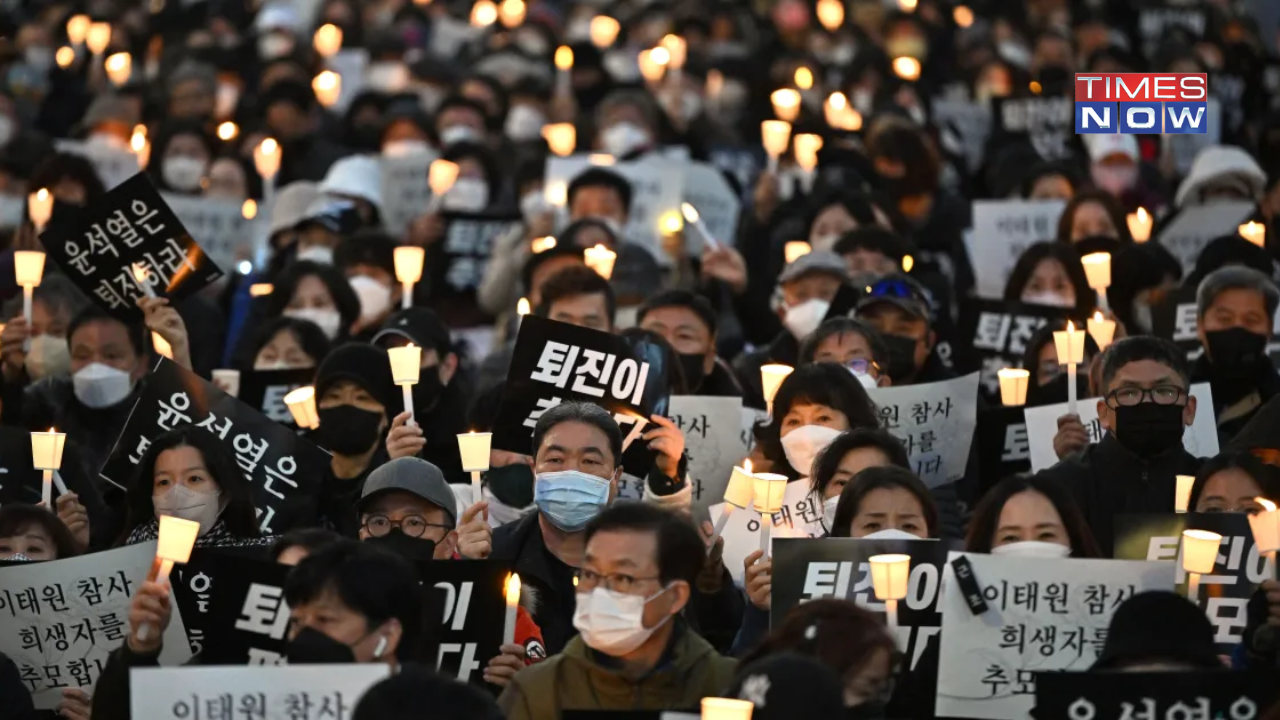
xmin=170 ymin=546 xmax=273 ymax=657
xmin=969 ymin=201 xmax=1067 ymax=300
xmin=668 ymin=395 xmax=748 ymax=512
xmin=199 ymin=553 xmax=293 ymax=665
xmin=974 ymin=405 xmax=1032 ymax=495
xmin=378 ymin=152 xmax=437 ymax=237
xmin=866 ymin=373 xmax=981 ymax=488
xmin=428 ymin=210 xmax=523 ymax=305
xmin=54 ymin=139 xmax=141 ymax=190
xmin=160 ymin=193 xmax=259 ymax=272
xmin=712 ymin=479 xmax=826 ymax=587
xmin=418 ymin=559 xmax=510 ymax=684
xmin=130 ymin=664 xmax=390 ymax=719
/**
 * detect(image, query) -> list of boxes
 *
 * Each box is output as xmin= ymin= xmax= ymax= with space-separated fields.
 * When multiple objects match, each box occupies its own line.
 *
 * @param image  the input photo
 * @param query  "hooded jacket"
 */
xmin=1174 ymin=146 xmax=1266 ymax=208
xmin=496 ymin=622 xmax=737 ymax=720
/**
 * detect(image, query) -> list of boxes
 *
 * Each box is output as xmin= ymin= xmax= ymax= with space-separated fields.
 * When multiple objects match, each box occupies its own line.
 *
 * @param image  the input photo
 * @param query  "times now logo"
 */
xmin=1074 ymin=73 xmax=1208 ymax=134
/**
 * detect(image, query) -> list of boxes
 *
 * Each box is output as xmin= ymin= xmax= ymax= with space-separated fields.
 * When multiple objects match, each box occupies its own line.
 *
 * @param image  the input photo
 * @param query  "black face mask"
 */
xmin=1025 ymin=372 xmax=1070 ymax=408
xmin=412 ymin=365 xmax=445 ymax=411
xmin=315 ymin=405 xmax=384 ymax=455
xmin=286 ymin=627 xmax=357 ymax=664
xmin=1112 ymin=402 xmax=1186 ymax=458
xmin=366 ymin=528 xmax=438 ymax=561
xmin=677 ymin=352 xmax=708 ymax=392
xmin=882 ymin=334 xmax=919 ymax=383
xmin=486 ymin=463 xmax=535 ymax=509
xmin=1205 ymin=327 xmax=1268 ymax=379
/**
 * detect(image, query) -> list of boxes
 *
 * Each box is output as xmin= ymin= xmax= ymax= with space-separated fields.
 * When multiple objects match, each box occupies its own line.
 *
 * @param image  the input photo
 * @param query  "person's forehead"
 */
xmin=550 ymin=292 xmax=606 ymax=312
xmin=1113 ymin=359 xmax=1181 ymax=384
xmin=586 ymin=528 xmax=658 ymax=565
xmin=540 ymin=420 xmax=611 ymax=452
xmin=1210 ymin=286 xmax=1266 ymax=310
xmin=642 ymin=305 xmax=707 ymax=333
xmin=71 ymin=318 xmax=130 ymax=347
xmin=367 ymin=490 xmax=436 ymax=515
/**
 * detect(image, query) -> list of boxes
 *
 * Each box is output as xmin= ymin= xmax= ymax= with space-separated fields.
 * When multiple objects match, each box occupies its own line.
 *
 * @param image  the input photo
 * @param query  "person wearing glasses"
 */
xmin=798 ymin=317 xmax=893 ymax=389
xmin=1036 ymin=336 xmax=1204 ymax=555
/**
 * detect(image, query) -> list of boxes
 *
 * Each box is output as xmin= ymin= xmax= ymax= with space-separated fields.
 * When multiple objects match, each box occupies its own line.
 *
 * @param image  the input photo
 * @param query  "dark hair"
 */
xmin=335 ymin=229 xmax=398 ymax=279
xmin=1189 ymin=451 xmax=1280 ymax=511
xmin=811 ymin=428 xmax=911 ymax=499
xmin=755 ymin=364 xmax=882 ymax=479
xmin=584 ymin=501 xmax=705 ymax=586
xmin=741 ymin=598 xmax=896 ymax=689
xmin=829 ymin=466 xmax=938 ymax=538
xmin=636 ymin=289 xmax=718 ymax=337
xmin=567 ymin=168 xmax=633 ymax=217
xmin=147 ymin=120 xmax=218 ymax=193
xmin=284 ymin=540 xmax=426 ymax=662
xmin=118 ymin=427 xmax=261 ymax=544
xmin=266 ymin=260 xmax=361 ymax=337
xmin=965 ymin=476 xmax=1100 ymax=557
xmin=249 ymin=316 xmax=331 ymax=370
xmin=520 ymin=244 xmax=586 ymax=292
xmin=1056 ymin=189 xmax=1133 ymax=245
xmin=30 ymin=152 xmax=107 ymax=204
xmin=832 ymin=227 xmax=911 ymax=264
xmin=1019 ymin=161 xmax=1083 ymax=199
xmin=353 ymin=665 xmax=504 ymax=720
xmin=1002 ymin=241 xmax=1096 ymax=317
xmin=531 ymin=401 xmax=623 ymax=465
xmin=866 ymin=121 xmax=940 ymax=196
xmin=803 ymin=190 xmax=883 ymax=239
xmin=1098 ymin=336 xmax=1191 ymax=395
xmin=268 ymin=528 xmax=343 ymax=562
xmin=619 ymin=327 xmax=688 ymax=395
xmin=559 ymin=217 xmax=620 ymax=250
xmin=536 ymin=265 xmax=617 ymax=327
xmin=68 ymin=305 xmax=145 ymax=360
xmin=433 ymin=94 xmax=489 ymax=128
xmin=0 ymin=504 xmax=81 ymax=559
xmin=799 ymin=318 xmax=890 ymax=370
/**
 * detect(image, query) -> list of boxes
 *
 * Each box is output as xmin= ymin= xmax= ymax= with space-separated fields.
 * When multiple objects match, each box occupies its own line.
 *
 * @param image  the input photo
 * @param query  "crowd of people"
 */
xmin=1 ymin=0 xmax=1280 ymax=717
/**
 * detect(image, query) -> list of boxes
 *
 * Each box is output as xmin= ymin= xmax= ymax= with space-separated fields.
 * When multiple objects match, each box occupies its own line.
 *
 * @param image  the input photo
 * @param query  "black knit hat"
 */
xmin=315 ymin=344 xmax=396 ymax=412
xmin=1092 ymin=591 xmax=1221 ymax=670
xmin=725 ymin=653 xmax=846 ymax=720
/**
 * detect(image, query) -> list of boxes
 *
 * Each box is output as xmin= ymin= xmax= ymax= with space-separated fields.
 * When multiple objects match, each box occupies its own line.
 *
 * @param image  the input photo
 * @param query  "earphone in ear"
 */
xmin=373 ymin=635 xmax=388 ymax=659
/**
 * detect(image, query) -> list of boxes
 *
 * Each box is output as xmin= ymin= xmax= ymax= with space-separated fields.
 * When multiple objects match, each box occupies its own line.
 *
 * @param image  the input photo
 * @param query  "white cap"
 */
xmin=269 ymin=181 xmax=321 ymax=236
xmin=1085 ymin=133 xmax=1138 ymax=163
xmin=319 ymin=155 xmax=384 ymax=213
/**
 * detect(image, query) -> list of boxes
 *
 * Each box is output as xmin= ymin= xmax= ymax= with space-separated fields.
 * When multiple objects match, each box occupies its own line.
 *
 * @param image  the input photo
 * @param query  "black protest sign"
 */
xmin=170 ymin=546 xmax=274 ymax=657
xmin=974 ymin=405 xmax=1031 ymax=496
xmin=416 ymin=560 xmax=510 ymax=685
xmin=1113 ymin=513 xmax=1274 ymax=652
xmin=1033 ymin=671 xmax=1275 ymax=720
xmin=201 ymin=553 xmax=293 ymax=664
xmin=100 ymin=358 xmax=327 ymax=535
xmin=493 ymin=315 xmax=671 ymax=454
xmin=238 ymin=368 xmax=315 ymax=430
xmin=0 ymin=426 xmax=43 ymax=505
xmin=954 ymin=298 xmax=1082 ymax=400
xmin=990 ymin=97 xmax=1075 ymax=162
xmin=1135 ymin=4 xmax=1206 ymax=60
xmin=426 ymin=210 xmax=522 ymax=324
xmin=40 ymin=173 xmax=223 ymax=322
xmin=771 ymin=537 xmax=947 ymax=671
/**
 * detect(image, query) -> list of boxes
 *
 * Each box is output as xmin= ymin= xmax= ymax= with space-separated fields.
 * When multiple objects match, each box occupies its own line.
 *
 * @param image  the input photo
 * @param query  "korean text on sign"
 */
xmin=129 ymin=664 xmax=391 ymax=720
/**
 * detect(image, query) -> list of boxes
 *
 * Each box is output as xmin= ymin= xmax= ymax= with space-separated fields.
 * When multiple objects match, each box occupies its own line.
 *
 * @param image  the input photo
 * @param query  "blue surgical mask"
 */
xmin=534 ymin=470 xmax=612 ymax=533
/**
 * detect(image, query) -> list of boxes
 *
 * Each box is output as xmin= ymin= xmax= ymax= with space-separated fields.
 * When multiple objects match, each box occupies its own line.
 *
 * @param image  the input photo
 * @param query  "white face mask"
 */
xmin=439 ymin=124 xmax=482 ymax=147
xmin=258 ymin=33 xmax=295 ymax=60
xmin=443 ymin=178 xmax=490 ymax=212
xmin=862 ymin=528 xmax=925 ymax=541
xmin=162 ymin=156 xmax=206 ymax=192
xmin=780 ymin=424 xmax=843 ymax=477
xmin=89 ymin=132 xmax=130 ymax=151
xmin=851 ymin=369 xmax=878 ymax=390
xmin=810 ymin=233 xmax=840 ymax=251
xmin=990 ymin=540 xmax=1070 ymax=558
xmin=349 ymin=275 xmax=393 ymax=324
xmin=573 ymin=585 xmax=672 ymax=656
xmin=26 ymin=335 xmax=71 ymax=380
xmin=600 ymin=122 xmax=651 ymax=158
xmin=822 ymin=495 xmax=841 ymax=532
xmin=382 ymin=139 xmax=432 ymax=158
xmin=295 ymin=245 xmax=335 ymax=265
xmin=153 ymin=484 xmax=223 ymax=536
xmin=1019 ymin=291 xmax=1074 ymax=309
xmin=73 ymin=362 xmax=136 ymax=409
xmin=504 ymin=105 xmax=546 ymax=142
xmin=253 ymin=358 xmax=303 ymax=371
xmin=783 ymin=298 xmax=831 ymax=340
xmin=284 ymin=307 xmax=343 ymax=340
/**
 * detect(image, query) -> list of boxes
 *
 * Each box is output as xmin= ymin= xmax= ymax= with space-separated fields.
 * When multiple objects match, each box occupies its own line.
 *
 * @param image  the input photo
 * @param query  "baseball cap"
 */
xmin=855 ymin=274 xmax=932 ymax=322
xmin=777 ymin=250 xmax=849 ymax=285
xmin=357 ymin=457 xmax=458 ymax=529
xmin=373 ymin=308 xmax=453 ymax=357
xmin=297 ymin=197 xmax=364 ymax=235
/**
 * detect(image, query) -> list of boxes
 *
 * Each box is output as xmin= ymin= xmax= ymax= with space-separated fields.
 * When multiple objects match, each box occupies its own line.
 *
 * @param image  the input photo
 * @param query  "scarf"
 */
xmin=124 ymin=519 xmax=273 ymax=548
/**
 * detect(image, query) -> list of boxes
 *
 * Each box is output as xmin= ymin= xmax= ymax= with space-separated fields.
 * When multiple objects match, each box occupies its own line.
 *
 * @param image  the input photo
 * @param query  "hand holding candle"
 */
xmin=14 ymin=250 xmax=44 ymax=353
xmin=136 ymin=515 xmax=201 ymax=642
xmin=394 ymin=247 xmax=425 ymax=310
xmin=458 ymin=431 xmax=494 ymax=496
xmin=31 ymin=428 xmax=67 ymax=508
xmin=388 ymin=344 xmax=422 ymax=427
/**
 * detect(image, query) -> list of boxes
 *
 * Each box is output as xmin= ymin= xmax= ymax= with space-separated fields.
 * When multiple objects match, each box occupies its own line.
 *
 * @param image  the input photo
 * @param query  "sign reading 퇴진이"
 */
xmin=1157 ymin=201 xmax=1256 ymax=276
xmin=0 ymin=542 xmax=192 ymax=708
xmin=237 ymin=368 xmax=315 ymax=430
xmin=40 ymin=173 xmax=224 ymax=322
xmin=161 ymin=193 xmax=259 ymax=272
xmin=54 ymin=138 xmax=141 ymax=190
xmin=969 ymin=200 xmax=1067 ymax=300
xmin=417 ymin=560 xmax=510 ymax=684
xmin=1113 ymin=513 xmax=1275 ymax=652
xmin=130 ymin=663 xmax=391 ymax=720
xmin=667 ymin=395 xmax=748 ymax=512
xmin=936 ymin=551 xmax=1176 ymax=720
xmin=380 ymin=151 xmax=438 ymax=236
xmin=1033 ymin=670 xmax=1275 ymax=720
xmin=493 ymin=315 xmax=670 ymax=454
xmin=954 ymin=298 xmax=1082 ymax=398
xmin=1021 ymin=382 xmax=1218 ymax=471
xmin=682 ymin=161 xmax=740 ymax=253
xmin=101 ymin=358 xmax=328 ymax=535
xmin=197 ymin=552 xmax=293 ymax=665
xmin=865 ymin=373 xmax=980 ymax=488
xmin=713 ymin=479 xmax=826 ymax=587
xmin=771 ymin=538 xmax=948 ymax=671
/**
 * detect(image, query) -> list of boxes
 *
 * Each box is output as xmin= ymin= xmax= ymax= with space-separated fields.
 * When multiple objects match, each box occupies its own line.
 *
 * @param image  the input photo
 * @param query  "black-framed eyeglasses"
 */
xmin=361 ymin=514 xmax=451 ymax=538
xmin=575 ymin=568 xmax=662 ymax=594
xmin=1104 ymin=385 xmax=1188 ymax=409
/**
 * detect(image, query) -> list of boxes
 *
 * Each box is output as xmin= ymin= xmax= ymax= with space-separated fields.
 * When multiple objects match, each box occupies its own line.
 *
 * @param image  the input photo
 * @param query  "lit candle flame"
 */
xmin=505 ymin=573 xmax=521 ymax=605
xmin=1259 ymin=497 xmax=1277 ymax=513
xmin=681 ymin=202 xmax=700 ymax=223
xmin=517 ymin=298 xmax=531 ymax=316
xmin=554 ymin=46 xmax=573 ymax=71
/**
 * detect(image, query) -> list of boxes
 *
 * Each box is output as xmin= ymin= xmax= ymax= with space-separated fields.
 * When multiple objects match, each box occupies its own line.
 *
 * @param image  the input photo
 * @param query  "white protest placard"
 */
xmin=55 ymin=139 xmax=141 ymax=190
xmin=866 ymin=373 xmax=980 ymax=488
xmin=1157 ymin=201 xmax=1256 ymax=276
xmin=713 ymin=479 xmax=825 ymax=586
xmin=1021 ymin=382 xmax=1218 ymax=471
xmin=0 ymin=542 xmax=192 ymax=708
xmin=326 ymin=49 xmax=369 ymax=114
xmin=740 ymin=407 xmax=767 ymax=454
xmin=932 ymin=98 xmax=992 ymax=174
xmin=970 ymin=200 xmax=1066 ymax=299
xmin=682 ymin=161 xmax=740 ymax=253
xmin=380 ymin=152 xmax=438 ymax=237
xmin=161 ymin=193 xmax=259 ymax=271
xmin=936 ymin=551 xmax=1176 ymax=720
xmin=130 ymin=663 xmax=391 ymax=719
xmin=669 ymin=396 xmax=749 ymax=512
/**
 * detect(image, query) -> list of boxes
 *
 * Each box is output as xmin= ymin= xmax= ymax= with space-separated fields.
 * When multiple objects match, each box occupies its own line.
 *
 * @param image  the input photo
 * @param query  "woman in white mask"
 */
xmin=1003 ymin=242 xmax=1094 ymax=316
xmin=0 ymin=276 xmax=86 ymax=384
xmin=750 ymin=363 xmax=880 ymax=479
xmin=594 ymin=89 xmax=659 ymax=159
xmin=825 ymin=465 xmax=937 ymax=540
xmin=149 ymin=122 xmax=214 ymax=196
xmin=809 ymin=428 xmax=915 ymax=529
xmin=119 ymin=427 xmax=267 ymax=547
xmin=267 ymin=261 xmax=361 ymax=343
xmin=334 ymin=230 xmax=402 ymax=335
xmin=250 ymin=317 xmax=331 ymax=372
xmin=964 ymin=476 xmax=1101 ymax=558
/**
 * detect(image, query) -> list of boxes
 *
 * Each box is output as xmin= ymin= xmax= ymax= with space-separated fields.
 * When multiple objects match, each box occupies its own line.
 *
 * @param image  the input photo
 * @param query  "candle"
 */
xmin=255 ymin=138 xmax=280 ymax=213
xmin=709 ymin=461 xmax=757 ymax=548
xmin=1175 ymin=475 xmax=1195 ymax=514
xmin=752 ymin=473 xmax=789 ymax=556
xmin=794 ymin=67 xmax=814 ymax=91
xmin=388 ymin=344 xmax=422 ymax=427
xmin=892 ymin=56 xmax=921 ymax=81
xmin=701 ymin=698 xmax=754 ymax=719
xmin=86 ymin=22 xmax=111 ymax=58
xmin=313 ymin=23 xmax=343 ymax=58
xmin=899 ymin=0 xmax=918 ymax=10
xmin=583 ymin=244 xmax=617 ymax=279
xmin=793 ymin=133 xmax=823 ymax=193
xmin=312 ymin=71 xmax=341 ymax=108
xmin=589 ymin=153 xmax=615 ymax=167
xmin=816 ymin=0 xmax=844 ymax=31
xmin=470 ymin=0 xmax=498 ymax=26
xmin=996 ymin=368 xmax=1029 ymax=407
xmin=531 ymin=236 xmax=557 ymax=254
xmin=869 ymin=553 xmax=911 ymax=632
xmin=660 ymin=34 xmax=686 ymax=81
xmin=503 ymin=574 xmax=521 ymax=645
xmin=1180 ymin=529 xmax=1222 ymax=605
xmin=15 ymin=250 xmax=44 ymax=353
xmin=27 ymin=188 xmax=52 ymax=233
xmin=1052 ymin=321 xmax=1085 ymax=415
xmin=659 ymin=210 xmax=684 ymax=237
xmin=1248 ymin=498 xmax=1280 ymax=577
xmin=784 ymin=240 xmax=811 ymax=264
xmin=1087 ymin=311 xmax=1116 ymax=350
xmin=217 ymin=121 xmax=239 ymax=141
xmin=130 ymin=125 xmax=150 ymax=169
xmin=457 ymin=431 xmax=494 ymax=496
xmin=67 ymin=15 xmax=90 ymax=46
xmin=1127 ymin=207 xmax=1152 ymax=243
xmin=680 ymin=203 xmax=720 ymax=251
xmin=283 ymin=386 xmax=320 ymax=429
xmin=137 ymin=515 xmax=201 ymax=642
xmin=761 ymin=120 xmax=792 ymax=175
xmin=427 ymin=159 xmax=460 ymax=213
xmin=249 ymin=283 xmax=274 ymax=297
xmin=541 ymin=123 xmax=576 ymax=157
xmin=152 ymin=332 xmax=173 ymax=360
xmin=590 ymin=16 xmax=620 ymax=48
xmin=516 ymin=297 xmax=531 ymax=322
xmin=953 ymin=5 xmax=974 ymax=26
xmin=132 ymin=262 xmax=158 ymax=298
xmin=104 ymin=52 xmax=131 ymax=86
xmin=499 ymin=0 xmax=526 ymax=27
xmin=1239 ymin=221 xmax=1266 ymax=248
xmin=760 ymin=363 xmax=794 ymax=417
xmin=30 ymin=428 xmax=67 ymax=508
xmin=638 ymin=48 xmax=667 ymax=84
xmin=771 ymin=88 xmax=801 ymax=122
xmin=1080 ymin=252 xmax=1111 ymax=311
xmin=554 ymin=46 xmax=573 ymax=95
xmin=394 ymin=247 xmax=425 ymax=310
